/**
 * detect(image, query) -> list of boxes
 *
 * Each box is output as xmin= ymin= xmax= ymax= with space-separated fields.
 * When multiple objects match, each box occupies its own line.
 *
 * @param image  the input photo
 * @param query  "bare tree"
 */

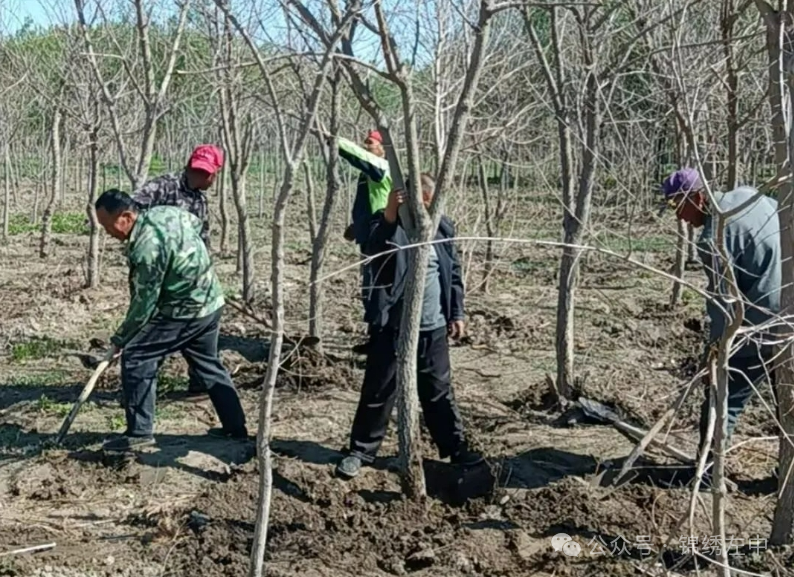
xmin=756 ymin=0 xmax=794 ymax=546
xmin=308 ymin=68 xmax=343 ymax=345
xmin=213 ymin=1 xmax=360 ymax=573
xmin=39 ymin=98 xmax=64 ymax=258
xmin=215 ymin=13 xmax=255 ymax=302
xmin=73 ymin=0 xmax=191 ymax=189
xmin=295 ymin=0 xmax=505 ymax=497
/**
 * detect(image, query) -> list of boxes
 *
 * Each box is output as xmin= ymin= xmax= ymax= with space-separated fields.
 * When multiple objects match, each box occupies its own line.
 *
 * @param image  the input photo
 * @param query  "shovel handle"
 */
xmin=54 ymin=359 xmax=111 ymax=445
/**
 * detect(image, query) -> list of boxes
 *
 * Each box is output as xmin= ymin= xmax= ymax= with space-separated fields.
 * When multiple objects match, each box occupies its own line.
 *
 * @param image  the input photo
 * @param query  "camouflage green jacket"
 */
xmin=111 ymin=206 xmax=225 ymax=348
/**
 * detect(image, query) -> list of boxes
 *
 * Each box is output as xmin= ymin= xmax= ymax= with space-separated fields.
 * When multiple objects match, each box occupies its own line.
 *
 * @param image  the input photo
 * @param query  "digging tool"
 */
xmin=573 ymin=397 xmax=695 ymax=465
xmin=54 ymin=357 xmax=113 ymax=445
xmin=61 ymin=350 xmax=105 ymax=370
xmin=612 ymin=376 xmax=700 ymax=486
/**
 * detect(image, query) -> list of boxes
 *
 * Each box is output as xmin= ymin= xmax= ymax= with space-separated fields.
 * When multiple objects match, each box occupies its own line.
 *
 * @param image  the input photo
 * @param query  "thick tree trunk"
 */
xmin=395 ymin=228 xmax=432 ymax=498
xmin=40 ymin=107 xmax=62 ymax=259
xmin=757 ymin=0 xmax=794 ymax=543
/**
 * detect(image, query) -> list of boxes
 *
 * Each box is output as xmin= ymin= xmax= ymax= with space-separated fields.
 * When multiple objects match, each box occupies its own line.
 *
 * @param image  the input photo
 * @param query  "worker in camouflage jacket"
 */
xmin=95 ymin=189 xmax=247 ymax=452
xmin=132 ymin=144 xmax=224 ymax=396
xmin=661 ymin=168 xmax=780 ymax=470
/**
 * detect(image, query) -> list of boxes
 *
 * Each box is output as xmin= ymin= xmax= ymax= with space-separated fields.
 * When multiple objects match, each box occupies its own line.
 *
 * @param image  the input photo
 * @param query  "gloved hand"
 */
xmin=343 ymin=224 xmax=356 ymax=242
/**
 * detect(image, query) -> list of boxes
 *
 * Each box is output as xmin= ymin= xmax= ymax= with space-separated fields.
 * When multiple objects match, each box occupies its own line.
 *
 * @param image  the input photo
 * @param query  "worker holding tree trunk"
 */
xmin=94 ymin=189 xmax=247 ymax=452
xmin=338 ymin=130 xmax=391 ymax=355
xmin=131 ymin=144 xmax=225 ymax=397
xmin=336 ymin=174 xmax=484 ymax=479
xmin=661 ymin=168 xmax=780 ymax=468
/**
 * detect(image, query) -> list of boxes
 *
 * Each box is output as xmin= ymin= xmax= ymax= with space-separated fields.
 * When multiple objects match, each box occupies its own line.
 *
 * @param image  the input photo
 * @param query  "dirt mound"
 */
xmin=170 ymin=459 xmax=509 ymax=576
xmin=276 ymin=346 xmax=358 ymax=391
xmin=463 ymin=309 xmax=546 ymax=350
xmin=10 ymin=452 xmax=136 ymax=501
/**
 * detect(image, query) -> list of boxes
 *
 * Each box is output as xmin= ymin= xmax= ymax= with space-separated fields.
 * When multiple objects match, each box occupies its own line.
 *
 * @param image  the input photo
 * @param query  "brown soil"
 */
xmin=1 ymin=197 xmax=791 ymax=577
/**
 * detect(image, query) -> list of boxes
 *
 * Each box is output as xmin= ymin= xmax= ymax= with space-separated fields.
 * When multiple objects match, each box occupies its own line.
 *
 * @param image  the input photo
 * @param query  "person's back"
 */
xmin=697 ymin=186 xmax=781 ymax=355
xmin=129 ymin=205 xmax=224 ymax=321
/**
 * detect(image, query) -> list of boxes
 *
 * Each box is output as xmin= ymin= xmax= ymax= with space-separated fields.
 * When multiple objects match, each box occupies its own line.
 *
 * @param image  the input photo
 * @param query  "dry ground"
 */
xmin=0 ymin=190 xmax=790 ymax=577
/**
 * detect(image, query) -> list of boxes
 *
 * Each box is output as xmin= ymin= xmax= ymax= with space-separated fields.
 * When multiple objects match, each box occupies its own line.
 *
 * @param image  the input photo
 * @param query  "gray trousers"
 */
xmin=121 ymin=308 xmax=246 ymax=437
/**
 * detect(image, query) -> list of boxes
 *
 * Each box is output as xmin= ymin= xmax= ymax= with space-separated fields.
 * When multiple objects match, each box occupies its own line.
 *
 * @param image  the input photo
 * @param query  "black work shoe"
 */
xmin=336 ymin=455 xmax=363 ymax=478
xmin=102 ymin=435 xmax=155 ymax=452
xmin=208 ymin=427 xmax=250 ymax=440
xmin=451 ymin=448 xmax=486 ymax=468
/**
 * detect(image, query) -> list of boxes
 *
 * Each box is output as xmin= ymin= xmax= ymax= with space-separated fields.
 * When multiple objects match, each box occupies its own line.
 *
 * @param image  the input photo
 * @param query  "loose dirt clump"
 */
xmin=275 ymin=345 xmax=358 ymax=391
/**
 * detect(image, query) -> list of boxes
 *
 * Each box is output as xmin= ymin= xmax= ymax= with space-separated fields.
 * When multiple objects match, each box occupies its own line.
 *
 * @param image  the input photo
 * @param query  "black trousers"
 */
xmin=121 ymin=308 xmax=247 ymax=437
xmin=349 ymin=326 xmax=466 ymax=463
xmin=698 ymin=353 xmax=776 ymax=456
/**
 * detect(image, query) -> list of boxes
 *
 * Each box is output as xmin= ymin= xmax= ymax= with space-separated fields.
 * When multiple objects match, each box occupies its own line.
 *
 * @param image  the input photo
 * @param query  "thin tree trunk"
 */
xmin=670 ymin=218 xmax=687 ymax=306
xmin=722 ymin=0 xmax=739 ymax=190
xmin=304 ymin=161 xmax=318 ymax=244
xmin=40 ymin=107 xmax=62 ymax=258
xmin=85 ymin=125 xmax=100 ymax=289
xmin=259 ymin=148 xmax=265 ymax=219
xmin=2 ymin=141 xmax=9 ymax=241
xmin=309 ymin=70 xmax=342 ymax=345
xmin=477 ymin=154 xmax=495 ymax=293
xmin=233 ymin=173 xmax=254 ymax=302
xmin=60 ymin=133 xmax=70 ymax=206
xmin=219 ymin=167 xmax=230 ymax=255
xmin=687 ymin=223 xmax=697 ymax=262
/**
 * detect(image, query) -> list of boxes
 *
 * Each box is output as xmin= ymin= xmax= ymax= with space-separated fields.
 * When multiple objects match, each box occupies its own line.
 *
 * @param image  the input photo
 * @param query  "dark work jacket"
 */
xmin=364 ymin=210 xmax=465 ymax=330
xmin=351 ymin=173 xmax=371 ymax=249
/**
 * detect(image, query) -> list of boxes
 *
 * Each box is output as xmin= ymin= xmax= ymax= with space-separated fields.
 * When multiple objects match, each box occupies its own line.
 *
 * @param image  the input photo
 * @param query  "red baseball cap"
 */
xmin=188 ymin=145 xmax=224 ymax=175
xmin=365 ymin=130 xmax=383 ymax=144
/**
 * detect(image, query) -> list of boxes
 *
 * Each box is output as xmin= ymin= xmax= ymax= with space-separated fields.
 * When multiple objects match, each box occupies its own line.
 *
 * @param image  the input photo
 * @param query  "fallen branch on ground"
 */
xmin=0 ymin=543 xmax=56 ymax=557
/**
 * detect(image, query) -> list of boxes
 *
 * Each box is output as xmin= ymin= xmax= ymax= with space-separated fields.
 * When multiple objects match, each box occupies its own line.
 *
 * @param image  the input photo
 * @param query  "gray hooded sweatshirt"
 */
xmin=697 ymin=186 xmax=781 ymax=358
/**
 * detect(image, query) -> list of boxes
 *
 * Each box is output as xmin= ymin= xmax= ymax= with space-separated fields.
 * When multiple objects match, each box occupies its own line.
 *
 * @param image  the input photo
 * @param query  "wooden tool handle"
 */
xmin=54 ymin=359 xmax=111 ymax=445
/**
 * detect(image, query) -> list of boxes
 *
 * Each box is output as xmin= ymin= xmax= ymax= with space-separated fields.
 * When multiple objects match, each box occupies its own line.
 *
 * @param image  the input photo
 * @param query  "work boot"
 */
xmin=451 ymin=447 xmax=486 ymax=468
xmin=102 ymin=435 xmax=155 ymax=452
xmin=336 ymin=455 xmax=363 ymax=479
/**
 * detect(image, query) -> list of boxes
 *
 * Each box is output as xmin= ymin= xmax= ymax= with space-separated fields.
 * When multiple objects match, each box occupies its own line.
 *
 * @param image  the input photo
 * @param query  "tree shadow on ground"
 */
xmin=499 ymin=447 xmax=599 ymax=490
xmin=0 ymin=383 xmax=120 ymax=412
xmin=269 ymin=438 xmax=606 ymax=506
xmin=67 ymin=433 xmax=256 ymax=482
xmin=0 ymin=421 xmax=256 ymax=483
xmin=218 ymin=333 xmax=268 ymax=363
xmin=597 ymin=459 xmax=778 ymax=496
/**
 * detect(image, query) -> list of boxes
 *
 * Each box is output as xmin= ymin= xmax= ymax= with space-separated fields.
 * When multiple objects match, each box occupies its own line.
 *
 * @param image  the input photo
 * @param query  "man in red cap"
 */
xmin=131 ymin=144 xmax=225 ymax=396
xmin=337 ymin=130 xmax=392 ymax=354
xmin=132 ymin=144 xmax=225 ymax=248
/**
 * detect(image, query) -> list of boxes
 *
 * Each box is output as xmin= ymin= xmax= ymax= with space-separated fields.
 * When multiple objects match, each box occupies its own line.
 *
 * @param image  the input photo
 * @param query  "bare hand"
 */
xmin=103 ymin=346 xmax=121 ymax=363
xmin=448 ymin=320 xmax=465 ymax=340
xmin=384 ymin=189 xmax=405 ymax=223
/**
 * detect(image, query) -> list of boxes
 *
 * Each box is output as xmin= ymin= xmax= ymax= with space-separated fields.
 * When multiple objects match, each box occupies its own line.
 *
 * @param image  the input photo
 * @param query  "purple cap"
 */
xmin=661 ymin=168 xmax=703 ymax=198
